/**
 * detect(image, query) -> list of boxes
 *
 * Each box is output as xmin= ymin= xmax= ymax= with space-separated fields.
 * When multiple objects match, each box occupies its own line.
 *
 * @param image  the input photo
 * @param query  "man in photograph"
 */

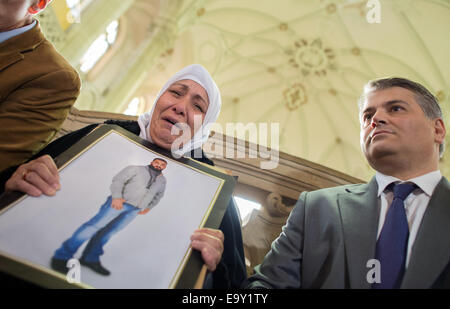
xmin=51 ymin=158 xmax=168 ymax=276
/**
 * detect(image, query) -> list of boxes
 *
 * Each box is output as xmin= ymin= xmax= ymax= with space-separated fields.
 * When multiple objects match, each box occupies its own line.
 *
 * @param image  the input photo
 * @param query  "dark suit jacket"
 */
xmin=0 ymin=21 xmax=80 ymax=172
xmin=247 ymin=176 xmax=450 ymax=288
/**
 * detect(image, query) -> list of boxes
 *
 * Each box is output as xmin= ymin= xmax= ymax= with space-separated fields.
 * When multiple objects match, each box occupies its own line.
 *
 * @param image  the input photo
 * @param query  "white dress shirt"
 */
xmin=375 ymin=170 xmax=442 ymax=267
xmin=0 ymin=20 xmax=37 ymax=44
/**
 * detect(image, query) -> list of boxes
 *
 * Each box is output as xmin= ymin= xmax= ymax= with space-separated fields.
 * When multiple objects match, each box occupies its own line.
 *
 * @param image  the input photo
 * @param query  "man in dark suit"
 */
xmin=246 ymin=77 xmax=449 ymax=289
xmin=0 ymin=0 xmax=81 ymax=172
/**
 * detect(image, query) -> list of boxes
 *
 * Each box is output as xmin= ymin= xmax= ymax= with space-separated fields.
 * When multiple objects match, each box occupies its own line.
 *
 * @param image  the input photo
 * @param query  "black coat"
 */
xmin=0 ymin=120 xmax=247 ymax=288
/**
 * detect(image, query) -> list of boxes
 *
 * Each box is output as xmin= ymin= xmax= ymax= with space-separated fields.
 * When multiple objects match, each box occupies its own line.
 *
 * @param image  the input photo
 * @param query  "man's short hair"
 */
xmin=153 ymin=158 xmax=167 ymax=164
xmin=358 ymin=77 xmax=445 ymax=157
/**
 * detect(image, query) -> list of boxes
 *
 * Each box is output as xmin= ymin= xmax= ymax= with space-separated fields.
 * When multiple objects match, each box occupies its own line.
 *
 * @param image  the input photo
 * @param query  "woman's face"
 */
xmin=149 ymin=79 xmax=210 ymax=150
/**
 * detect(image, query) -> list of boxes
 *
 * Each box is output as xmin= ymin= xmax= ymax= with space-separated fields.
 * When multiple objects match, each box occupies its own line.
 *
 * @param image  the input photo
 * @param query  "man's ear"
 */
xmin=434 ymin=118 xmax=446 ymax=145
xmin=28 ymin=0 xmax=51 ymax=15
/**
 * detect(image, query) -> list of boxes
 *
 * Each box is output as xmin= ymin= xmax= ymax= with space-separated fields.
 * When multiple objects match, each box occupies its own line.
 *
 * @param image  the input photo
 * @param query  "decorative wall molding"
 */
xmin=242 ymin=192 xmax=292 ymax=275
xmin=203 ymin=131 xmax=363 ymax=201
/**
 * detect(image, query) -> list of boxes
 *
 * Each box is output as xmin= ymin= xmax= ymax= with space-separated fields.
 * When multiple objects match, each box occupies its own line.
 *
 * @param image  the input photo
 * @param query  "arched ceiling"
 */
xmin=63 ymin=0 xmax=450 ymax=181
xmin=127 ymin=0 xmax=450 ymax=181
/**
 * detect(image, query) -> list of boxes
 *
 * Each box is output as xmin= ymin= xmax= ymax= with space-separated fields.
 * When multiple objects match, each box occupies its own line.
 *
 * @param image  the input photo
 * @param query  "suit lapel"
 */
xmin=402 ymin=177 xmax=450 ymax=288
xmin=337 ymin=177 xmax=379 ymax=288
xmin=0 ymin=52 xmax=23 ymax=72
xmin=0 ymin=21 xmax=43 ymax=72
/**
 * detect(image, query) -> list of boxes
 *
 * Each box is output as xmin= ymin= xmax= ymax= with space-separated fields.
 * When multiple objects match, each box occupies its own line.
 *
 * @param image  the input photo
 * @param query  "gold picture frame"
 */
xmin=0 ymin=125 xmax=235 ymax=288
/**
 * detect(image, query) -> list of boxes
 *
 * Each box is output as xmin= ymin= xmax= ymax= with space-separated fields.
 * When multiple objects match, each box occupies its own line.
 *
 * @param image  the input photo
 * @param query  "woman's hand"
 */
xmin=190 ymin=228 xmax=224 ymax=272
xmin=5 ymin=155 xmax=60 ymax=196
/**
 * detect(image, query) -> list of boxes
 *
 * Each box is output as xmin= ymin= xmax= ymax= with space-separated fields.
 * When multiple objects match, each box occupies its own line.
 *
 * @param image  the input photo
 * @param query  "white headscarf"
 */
xmin=137 ymin=64 xmax=221 ymax=157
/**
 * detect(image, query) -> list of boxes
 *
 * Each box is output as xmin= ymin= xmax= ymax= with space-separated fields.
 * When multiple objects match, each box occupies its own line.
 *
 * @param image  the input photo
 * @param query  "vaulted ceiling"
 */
xmin=48 ymin=0 xmax=450 ymax=181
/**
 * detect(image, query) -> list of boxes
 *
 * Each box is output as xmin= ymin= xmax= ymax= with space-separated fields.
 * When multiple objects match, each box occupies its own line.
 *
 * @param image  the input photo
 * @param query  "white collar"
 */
xmin=0 ymin=20 xmax=37 ymax=44
xmin=375 ymin=170 xmax=442 ymax=197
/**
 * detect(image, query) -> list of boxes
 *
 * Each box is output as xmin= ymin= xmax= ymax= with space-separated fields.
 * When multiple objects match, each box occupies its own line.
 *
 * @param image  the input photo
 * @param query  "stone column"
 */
xmin=242 ymin=192 xmax=294 ymax=275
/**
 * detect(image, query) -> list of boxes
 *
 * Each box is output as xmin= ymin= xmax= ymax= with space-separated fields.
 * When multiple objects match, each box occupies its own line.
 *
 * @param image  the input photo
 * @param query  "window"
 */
xmin=65 ymin=0 xmax=93 ymax=22
xmin=66 ymin=0 xmax=93 ymax=13
xmin=124 ymin=97 xmax=141 ymax=116
xmin=234 ymin=196 xmax=261 ymax=221
xmin=66 ymin=0 xmax=80 ymax=10
xmin=79 ymin=20 xmax=119 ymax=73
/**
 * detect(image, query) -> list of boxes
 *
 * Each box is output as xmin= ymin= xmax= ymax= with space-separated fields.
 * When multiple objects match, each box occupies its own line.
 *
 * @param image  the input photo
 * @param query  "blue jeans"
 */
xmin=54 ymin=196 xmax=140 ymax=263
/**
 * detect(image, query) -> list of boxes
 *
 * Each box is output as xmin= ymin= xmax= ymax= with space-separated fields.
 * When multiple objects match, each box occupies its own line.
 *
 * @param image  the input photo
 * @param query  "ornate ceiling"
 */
xmin=48 ymin=0 xmax=450 ymax=181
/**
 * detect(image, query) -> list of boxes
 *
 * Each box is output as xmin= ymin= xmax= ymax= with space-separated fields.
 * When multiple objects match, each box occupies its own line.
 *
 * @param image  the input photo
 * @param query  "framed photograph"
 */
xmin=0 ymin=125 xmax=235 ymax=288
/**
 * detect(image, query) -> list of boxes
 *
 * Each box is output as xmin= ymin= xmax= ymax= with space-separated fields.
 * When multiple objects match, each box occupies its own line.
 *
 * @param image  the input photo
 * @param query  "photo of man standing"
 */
xmin=51 ymin=158 xmax=168 ymax=276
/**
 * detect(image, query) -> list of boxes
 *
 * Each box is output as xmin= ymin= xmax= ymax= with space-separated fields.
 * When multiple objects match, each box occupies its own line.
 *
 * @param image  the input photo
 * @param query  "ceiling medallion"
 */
xmin=279 ymin=23 xmax=288 ymax=31
xmin=326 ymin=3 xmax=337 ymax=14
xmin=160 ymin=48 xmax=174 ymax=58
xmin=286 ymin=38 xmax=336 ymax=76
xmin=284 ymin=83 xmax=308 ymax=111
xmin=197 ymin=8 xmax=205 ymax=17
xmin=351 ymin=47 xmax=361 ymax=56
